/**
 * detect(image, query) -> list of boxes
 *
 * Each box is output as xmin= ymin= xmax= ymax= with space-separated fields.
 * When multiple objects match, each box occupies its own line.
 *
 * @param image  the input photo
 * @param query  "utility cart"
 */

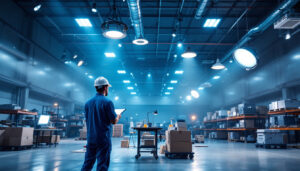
xmin=133 ymin=127 xmax=161 ymax=160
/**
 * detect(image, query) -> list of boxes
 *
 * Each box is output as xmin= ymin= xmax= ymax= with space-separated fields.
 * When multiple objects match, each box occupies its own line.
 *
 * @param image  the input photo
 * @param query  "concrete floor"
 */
xmin=0 ymin=138 xmax=300 ymax=171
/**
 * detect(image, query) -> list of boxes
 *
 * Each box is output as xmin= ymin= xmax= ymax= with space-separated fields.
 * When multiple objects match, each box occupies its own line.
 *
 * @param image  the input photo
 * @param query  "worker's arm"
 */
xmin=106 ymin=101 xmax=119 ymax=124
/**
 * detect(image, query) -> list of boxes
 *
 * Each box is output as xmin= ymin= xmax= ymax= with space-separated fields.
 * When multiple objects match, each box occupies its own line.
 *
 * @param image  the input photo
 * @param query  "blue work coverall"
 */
xmin=81 ymin=93 xmax=117 ymax=171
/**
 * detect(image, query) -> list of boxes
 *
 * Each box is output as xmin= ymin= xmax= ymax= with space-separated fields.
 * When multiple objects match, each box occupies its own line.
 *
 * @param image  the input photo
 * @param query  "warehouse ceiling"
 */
xmin=14 ymin=0 xmax=287 ymax=102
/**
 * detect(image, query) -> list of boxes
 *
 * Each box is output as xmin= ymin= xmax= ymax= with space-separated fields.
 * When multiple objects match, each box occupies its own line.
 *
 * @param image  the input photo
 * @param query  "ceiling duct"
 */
xmin=195 ymin=0 xmax=209 ymax=20
xmin=127 ymin=0 xmax=145 ymax=40
xmin=221 ymin=0 xmax=300 ymax=62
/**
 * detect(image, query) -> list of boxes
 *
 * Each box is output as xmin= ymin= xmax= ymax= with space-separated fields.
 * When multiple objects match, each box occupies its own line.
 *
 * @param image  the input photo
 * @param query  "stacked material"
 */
xmin=79 ymin=121 xmax=87 ymax=139
xmin=121 ymin=139 xmax=129 ymax=148
xmin=194 ymin=135 xmax=204 ymax=143
xmin=209 ymin=132 xmax=227 ymax=139
xmin=112 ymin=124 xmax=123 ymax=137
xmin=0 ymin=127 xmax=33 ymax=146
xmin=270 ymin=116 xmax=299 ymax=127
xmin=35 ymin=135 xmax=60 ymax=144
xmin=175 ymin=121 xmax=187 ymax=131
xmin=256 ymin=106 xmax=268 ymax=114
xmin=230 ymin=107 xmax=238 ymax=117
xmin=228 ymin=132 xmax=240 ymax=141
xmin=142 ymin=134 xmax=155 ymax=146
xmin=238 ymin=103 xmax=256 ymax=115
xmin=239 ymin=120 xmax=255 ymax=128
xmin=165 ymin=130 xmax=192 ymax=153
xmin=269 ymin=99 xmax=300 ymax=111
xmin=257 ymin=129 xmax=287 ymax=145
xmin=218 ymin=110 xmax=228 ymax=118
xmin=159 ymin=145 xmax=166 ymax=154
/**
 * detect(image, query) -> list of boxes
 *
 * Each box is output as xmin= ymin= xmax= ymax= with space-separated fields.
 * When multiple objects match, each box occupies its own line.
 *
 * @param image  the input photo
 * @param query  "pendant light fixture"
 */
xmin=211 ymin=58 xmax=225 ymax=70
xmin=181 ymin=47 xmax=197 ymax=58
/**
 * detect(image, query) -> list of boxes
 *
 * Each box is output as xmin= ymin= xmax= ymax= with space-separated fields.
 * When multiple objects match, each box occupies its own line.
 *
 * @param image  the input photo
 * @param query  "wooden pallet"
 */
xmin=255 ymin=144 xmax=287 ymax=149
xmin=0 ymin=145 xmax=33 ymax=151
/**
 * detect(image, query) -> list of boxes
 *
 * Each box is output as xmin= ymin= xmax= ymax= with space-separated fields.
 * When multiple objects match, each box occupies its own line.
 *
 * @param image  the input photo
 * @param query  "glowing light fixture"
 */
xmin=53 ymin=102 xmax=59 ymax=107
xmin=91 ymin=3 xmax=97 ymax=13
xmin=118 ymin=43 xmax=122 ymax=47
xmin=73 ymin=54 xmax=78 ymax=59
xmin=77 ymin=60 xmax=84 ymax=67
xmin=191 ymin=115 xmax=197 ymax=121
xmin=147 ymin=73 xmax=151 ymax=78
xmin=88 ymin=75 xmax=94 ymax=79
xmin=177 ymin=42 xmax=183 ymax=48
xmin=127 ymin=87 xmax=134 ymax=90
xmin=186 ymin=96 xmax=192 ymax=101
xmin=165 ymin=92 xmax=171 ymax=95
xmin=102 ymin=20 xmax=128 ymax=39
xmin=115 ymin=96 xmax=119 ymax=101
xmin=117 ymin=70 xmax=126 ymax=74
xmin=198 ymin=87 xmax=204 ymax=90
xmin=203 ymin=18 xmax=221 ymax=28
xmin=172 ymin=33 xmax=176 ymax=37
xmin=33 ymin=4 xmax=42 ymax=12
xmin=75 ymin=18 xmax=92 ymax=27
xmin=104 ymin=52 xmax=116 ymax=58
xmin=131 ymin=92 xmax=136 ymax=95
xmin=191 ymin=90 xmax=199 ymax=98
xmin=133 ymin=37 xmax=149 ymax=45
xmin=211 ymin=58 xmax=225 ymax=70
xmin=170 ymin=80 xmax=178 ymax=84
xmin=174 ymin=54 xmax=178 ymax=58
xmin=167 ymin=87 xmax=174 ymax=90
xmin=181 ymin=48 xmax=197 ymax=58
xmin=123 ymin=80 xmax=130 ymax=83
xmin=285 ymin=33 xmax=291 ymax=40
xmin=175 ymin=70 xmax=184 ymax=74
xmin=233 ymin=48 xmax=257 ymax=70
xmin=213 ymin=75 xmax=220 ymax=80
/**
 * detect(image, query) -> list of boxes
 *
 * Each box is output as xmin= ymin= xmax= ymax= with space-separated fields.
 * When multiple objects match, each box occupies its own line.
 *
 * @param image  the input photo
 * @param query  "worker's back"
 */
xmin=84 ymin=93 xmax=117 ymax=143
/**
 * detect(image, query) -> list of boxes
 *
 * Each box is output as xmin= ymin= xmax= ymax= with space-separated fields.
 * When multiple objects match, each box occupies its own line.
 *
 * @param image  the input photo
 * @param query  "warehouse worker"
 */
xmin=81 ymin=76 xmax=121 ymax=171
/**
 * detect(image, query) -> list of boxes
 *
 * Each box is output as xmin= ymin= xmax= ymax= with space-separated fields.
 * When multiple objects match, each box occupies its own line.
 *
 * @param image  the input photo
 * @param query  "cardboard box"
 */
xmin=143 ymin=139 xmax=155 ymax=146
xmin=35 ymin=135 xmax=60 ymax=144
xmin=166 ymin=142 xmax=192 ymax=153
xmin=165 ymin=130 xmax=191 ymax=143
xmin=175 ymin=122 xmax=187 ymax=131
xmin=256 ymin=106 xmax=268 ymax=114
xmin=79 ymin=129 xmax=87 ymax=139
xmin=0 ymin=127 xmax=34 ymax=146
xmin=238 ymin=103 xmax=257 ymax=114
xmin=218 ymin=110 xmax=228 ymax=118
xmin=121 ymin=140 xmax=129 ymax=148
xmin=278 ymin=100 xmax=300 ymax=109
xmin=159 ymin=145 xmax=166 ymax=154
xmin=239 ymin=120 xmax=255 ymax=128
xmin=195 ymin=135 xmax=204 ymax=143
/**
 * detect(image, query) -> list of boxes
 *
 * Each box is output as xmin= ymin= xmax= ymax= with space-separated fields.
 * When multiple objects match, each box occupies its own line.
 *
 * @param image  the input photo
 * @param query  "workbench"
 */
xmin=133 ymin=127 xmax=162 ymax=160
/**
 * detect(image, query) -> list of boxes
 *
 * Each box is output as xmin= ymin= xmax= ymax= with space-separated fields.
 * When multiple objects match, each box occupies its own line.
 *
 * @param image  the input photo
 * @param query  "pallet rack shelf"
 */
xmin=0 ymin=110 xmax=37 ymax=127
xmin=268 ymin=109 xmax=300 ymax=115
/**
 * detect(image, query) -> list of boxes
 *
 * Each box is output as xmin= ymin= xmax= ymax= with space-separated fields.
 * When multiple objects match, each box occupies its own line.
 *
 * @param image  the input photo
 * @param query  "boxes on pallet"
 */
xmin=165 ymin=130 xmax=192 ymax=153
xmin=195 ymin=135 xmax=204 ymax=143
xmin=209 ymin=132 xmax=227 ymax=139
xmin=112 ymin=124 xmax=123 ymax=137
xmin=239 ymin=120 xmax=255 ymax=128
xmin=218 ymin=110 xmax=228 ymax=118
xmin=256 ymin=106 xmax=268 ymax=114
xmin=238 ymin=103 xmax=257 ymax=115
xmin=159 ymin=145 xmax=166 ymax=154
xmin=203 ymin=116 xmax=207 ymax=122
xmin=121 ymin=140 xmax=129 ymax=148
xmin=228 ymin=132 xmax=240 ymax=140
xmin=230 ymin=107 xmax=238 ymax=117
xmin=79 ymin=129 xmax=87 ymax=139
xmin=277 ymin=115 xmax=298 ymax=127
xmin=212 ymin=112 xmax=218 ymax=120
xmin=256 ymin=129 xmax=287 ymax=145
xmin=34 ymin=135 xmax=60 ymax=144
xmin=175 ymin=121 xmax=187 ymax=131
xmin=0 ymin=127 xmax=33 ymax=146
xmin=277 ymin=99 xmax=300 ymax=109
xmin=207 ymin=112 xmax=213 ymax=120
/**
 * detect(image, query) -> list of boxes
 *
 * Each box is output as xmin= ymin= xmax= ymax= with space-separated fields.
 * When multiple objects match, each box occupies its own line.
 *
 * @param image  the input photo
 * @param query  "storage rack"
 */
xmin=67 ymin=114 xmax=84 ymax=137
xmin=267 ymin=109 xmax=300 ymax=143
xmin=0 ymin=110 xmax=37 ymax=127
xmin=203 ymin=115 xmax=267 ymax=143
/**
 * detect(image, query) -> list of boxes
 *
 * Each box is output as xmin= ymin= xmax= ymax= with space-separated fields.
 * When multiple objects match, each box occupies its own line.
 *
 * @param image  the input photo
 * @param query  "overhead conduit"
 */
xmin=195 ymin=0 xmax=209 ymax=20
xmin=221 ymin=0 xmax=300 ymax=62
xmin=127 ymin=0 xmax=145 ymax=39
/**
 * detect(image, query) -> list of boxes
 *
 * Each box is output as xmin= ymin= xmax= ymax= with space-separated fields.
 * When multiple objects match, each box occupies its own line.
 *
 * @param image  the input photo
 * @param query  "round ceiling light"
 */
xmin=102 ymin=20 xmax=128 ymax=39
xmin=191 ymin=90 xmax=199 ymax=99
xmin=233 ymin=48 xmax=257 ymax=70
xmin=133 ymin=37 xmax=149 ymax=45
xmin=181 ymin=48 xmax=197 ymax=58
xmin=211 ymin=58 xmax=225 ymax=70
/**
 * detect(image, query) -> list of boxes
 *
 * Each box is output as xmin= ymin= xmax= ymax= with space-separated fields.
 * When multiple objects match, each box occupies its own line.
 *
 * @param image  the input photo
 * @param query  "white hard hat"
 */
xmin=94 ymin=77 xmax=111 ymax=87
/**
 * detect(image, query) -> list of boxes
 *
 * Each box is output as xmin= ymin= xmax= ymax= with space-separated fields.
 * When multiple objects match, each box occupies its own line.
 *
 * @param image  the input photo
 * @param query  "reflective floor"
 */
xmin=0 ymin=138 xmax=300 ymax=171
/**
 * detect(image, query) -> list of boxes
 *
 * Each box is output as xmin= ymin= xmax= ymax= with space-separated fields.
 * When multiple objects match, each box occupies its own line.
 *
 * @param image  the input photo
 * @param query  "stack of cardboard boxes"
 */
xmin=112 ymin=124 xmax=123 ymax=137
xmin=35 ymin=130 xmax=60 ymax=144
xmin=142 ymin=134 xmax=155 ymax=146
xmin=0 ymin=127 xmax=34 ymax=146
xmin=79 ymin=127 xmax=87 ymax=139
xmin=165 ymin=121 xmax=192 ymax=153
xmin=121 ymin=137 xmax=129 ymax=148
